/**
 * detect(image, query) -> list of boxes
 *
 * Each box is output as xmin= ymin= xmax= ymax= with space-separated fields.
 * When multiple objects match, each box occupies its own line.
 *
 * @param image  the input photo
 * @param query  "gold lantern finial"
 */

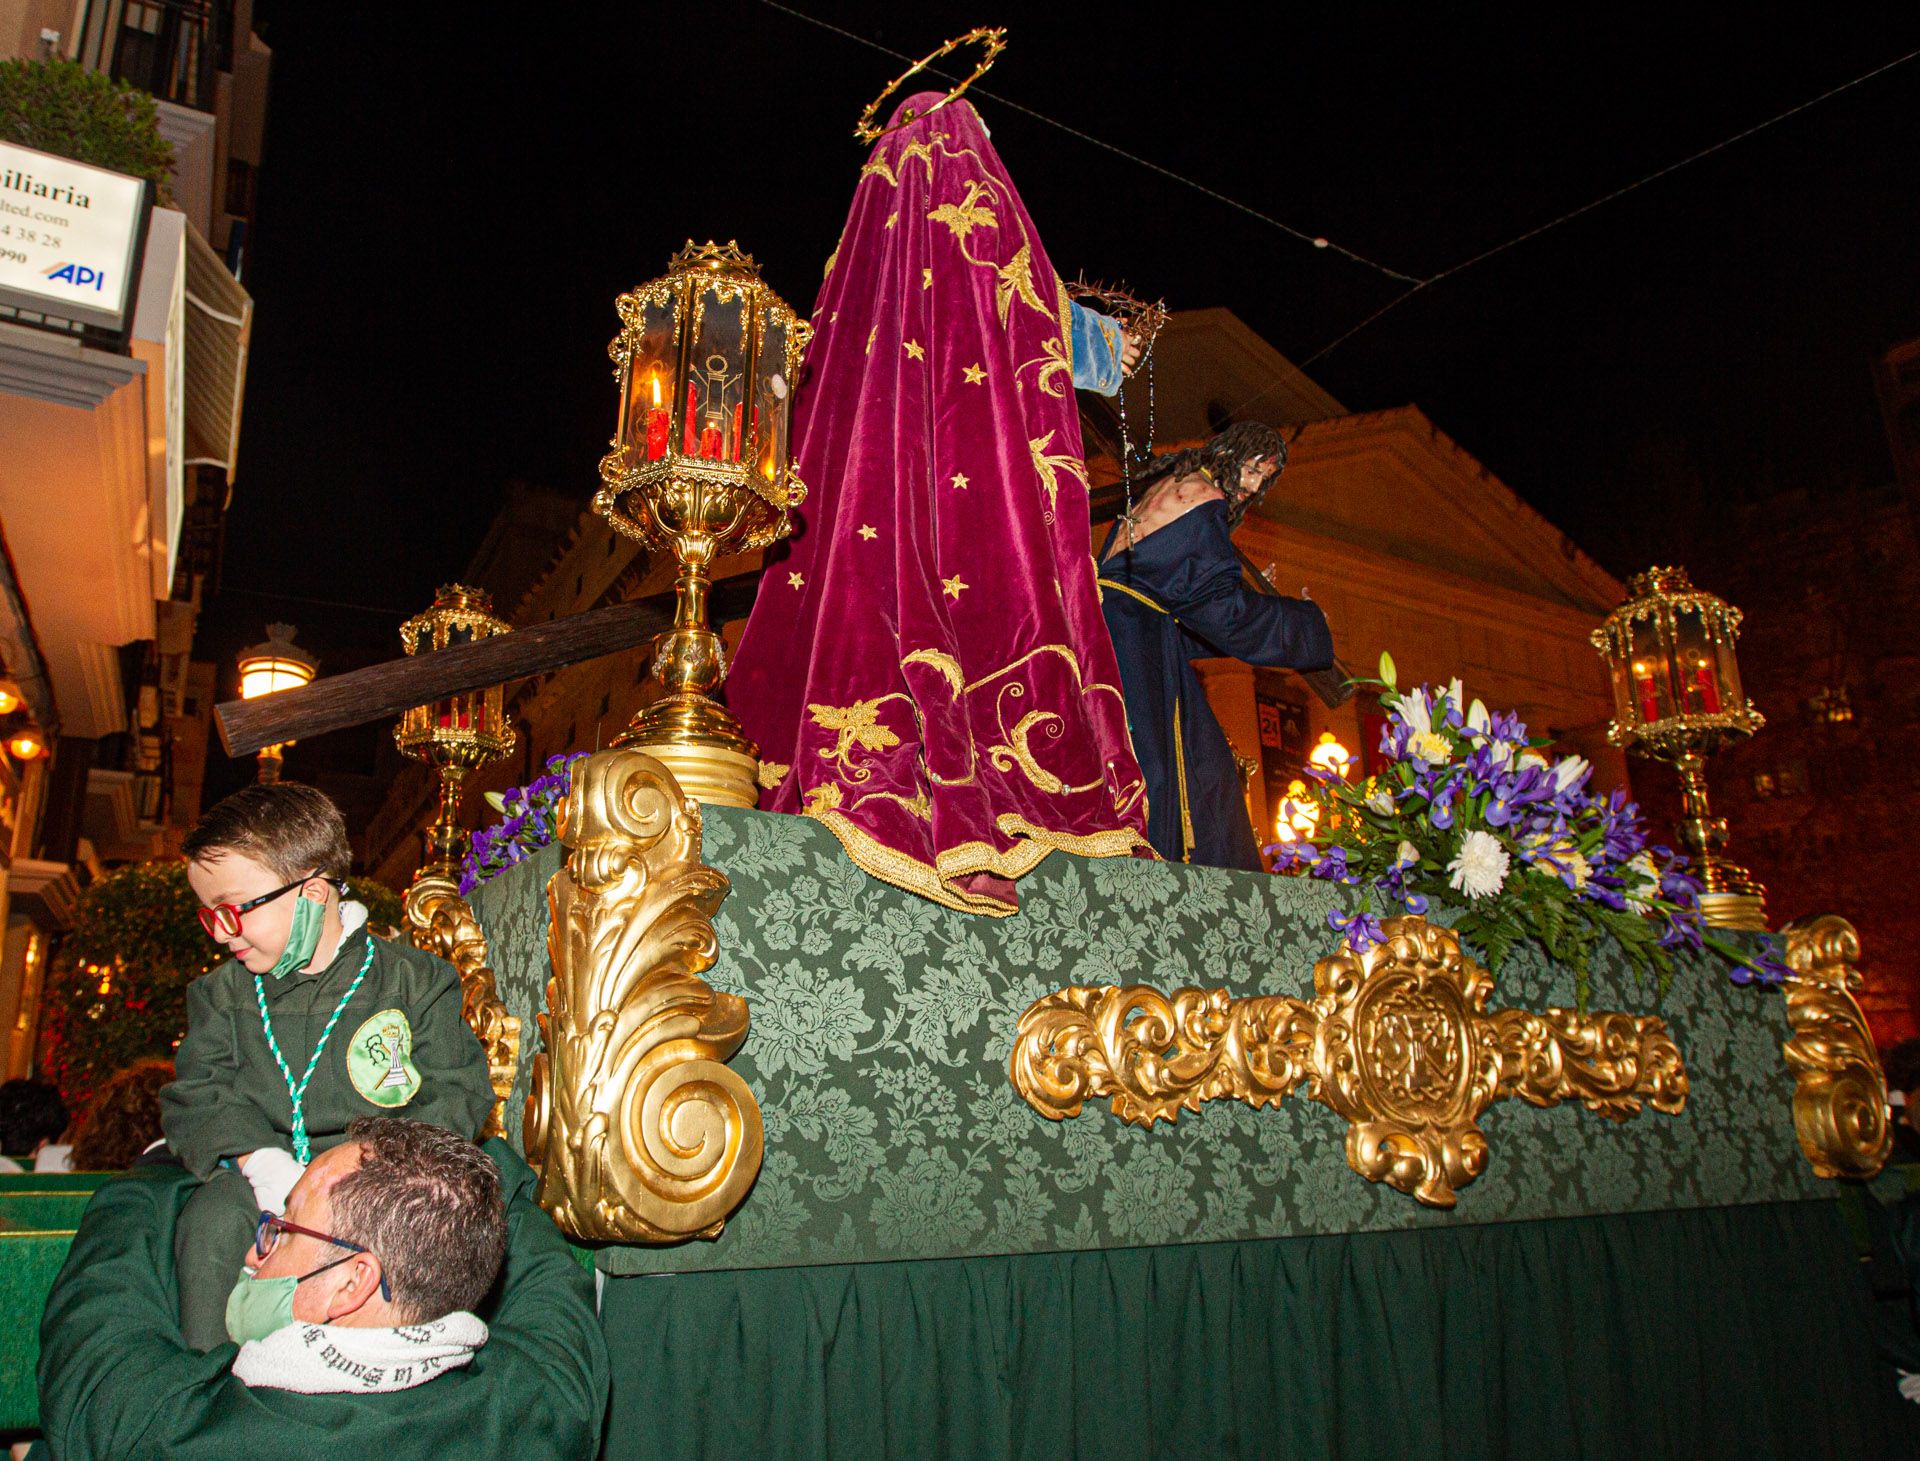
xmin=1591 ymin=565 xmax=1767 ymax=929
xmin=592 ymin=240 xmax=812 ymax=807
xmin=394 ymin=585 xmax=518 ymax=887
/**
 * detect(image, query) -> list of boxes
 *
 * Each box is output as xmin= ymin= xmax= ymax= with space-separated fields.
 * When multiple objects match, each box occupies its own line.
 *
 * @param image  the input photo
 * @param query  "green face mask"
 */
xmin=269 ymin=892 xmax=325 ymax=980
xmin=224 ymin=1269 xmax=299 ymax=1345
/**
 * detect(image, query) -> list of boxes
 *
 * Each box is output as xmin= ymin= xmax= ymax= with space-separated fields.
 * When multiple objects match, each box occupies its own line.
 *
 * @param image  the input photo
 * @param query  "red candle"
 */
xmin=1632 ymin=664 xmax=1658 ymax=722
xmin=684 ymin=382 xmax=699 ymax=454
xmin=700 ymin=418 xmax=724 ymax=459
xmin=1694 ymin=664 xmax=1721 ymax=713
xmin=731 ymin=402 xmax=744 ymax=462
xmin=645 ymin=375 xmax=669 ymax=460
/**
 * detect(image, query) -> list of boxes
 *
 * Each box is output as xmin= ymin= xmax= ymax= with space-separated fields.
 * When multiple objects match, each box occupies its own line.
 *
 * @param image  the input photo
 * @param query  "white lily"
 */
xmin=1467 ymin=698 xmax=1491 ymax=735
xmin=1395 ymin=840 xmax=1420 ymax=869
xmin=1551 ymin=754 xmax=1592 ymax=794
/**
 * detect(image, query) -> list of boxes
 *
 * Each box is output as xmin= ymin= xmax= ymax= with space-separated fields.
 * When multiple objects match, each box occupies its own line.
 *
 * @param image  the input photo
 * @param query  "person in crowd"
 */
xmin=32 ymin=1116 xmax=608 ymax=1458
xmin=70 ymin=1059 xmax=176 ymax=1171
xmin=0 ymin=1078 xmax=68 ymax=1173
xmin=162 ymin=782 xmax=492 ymax=1349
xmin=1885 ymin=1037 xmax=1920 ymax=1166
xmin=1097 ymin=421 xmax=1336 ymax=870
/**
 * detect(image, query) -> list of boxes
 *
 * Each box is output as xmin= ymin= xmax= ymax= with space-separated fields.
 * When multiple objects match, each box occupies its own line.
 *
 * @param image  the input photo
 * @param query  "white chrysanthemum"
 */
xmin=1409 ymin=730 xmax=1451 ymax=765
xmin=1447 ymin=830 xmax=1510 ymax=900
xmin=1563 ymin=850 xmax=1592 ymax=891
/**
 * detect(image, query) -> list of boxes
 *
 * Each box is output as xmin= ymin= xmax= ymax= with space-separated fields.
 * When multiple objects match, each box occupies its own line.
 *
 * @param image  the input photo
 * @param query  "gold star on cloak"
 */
xmin=788 ymin=571 xmax=805 ymax=589
xmin=922 ymin=268 xmax=933 ymax=290
xmin=858 ymin=524 xmax=878 ymax=540
xmin=962 ymin=363 xmax=986 ymax=385
xmin=942 ymin=575 xmax=968 ymax=600
xmin=950 ymin=472 xmax=969 ymax=490
xmin=903 ymin=339 xmax=925 ymax=361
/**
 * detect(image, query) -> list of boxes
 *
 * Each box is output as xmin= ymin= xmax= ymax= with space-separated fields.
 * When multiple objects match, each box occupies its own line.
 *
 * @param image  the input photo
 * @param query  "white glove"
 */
xmin=242 ymin=1147 xmax=307 ymax=1215
xmin=1898 ymin=1370 xmax=1920 ymax=1404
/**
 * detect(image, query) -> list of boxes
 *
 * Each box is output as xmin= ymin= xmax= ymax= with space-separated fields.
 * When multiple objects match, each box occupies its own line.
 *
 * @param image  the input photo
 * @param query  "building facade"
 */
xmin=0 ymin=0 xmax=269 ymax=1074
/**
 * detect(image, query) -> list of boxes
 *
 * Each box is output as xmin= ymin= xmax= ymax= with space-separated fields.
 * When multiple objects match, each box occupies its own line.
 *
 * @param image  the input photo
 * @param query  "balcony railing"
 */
xmin=75 ymin=0 xmax=231 ymax=114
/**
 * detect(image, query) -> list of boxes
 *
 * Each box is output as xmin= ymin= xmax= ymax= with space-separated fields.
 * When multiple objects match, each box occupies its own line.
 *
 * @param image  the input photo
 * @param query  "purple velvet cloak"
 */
xmin=727 ymin=92 xmax=1151 ymax=914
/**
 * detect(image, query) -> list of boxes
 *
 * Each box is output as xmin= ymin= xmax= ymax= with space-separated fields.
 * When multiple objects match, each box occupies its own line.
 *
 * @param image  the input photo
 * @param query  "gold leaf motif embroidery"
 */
xmin=1029 ymin=431 xmax=1090 ymax=515
xmin=860 ymin=155 xmax=898 ymax=188
xmin=757 ymin=761 xmax=791 ymax=789
xmin=808 ymin=699 xmax=902 ymax=782
xmin=903 ymin=648 xmax=966 ymax=695
xmin=855 ymin=787 xmax=934 ymax=822
xmin=866 ymin=323 xmax=877 ymax=356
xmin=823 ymin=247 xmax=838 ymax=279
xmin=803 ymin=782 xmax=843 ymax=813
xmin=927 ymin=181 xmax=999 ymax=247
xmin=996 ymin=242 xmax=1049 ymax=327
xmin=988 ymin=709 xmax=1068 ymax=794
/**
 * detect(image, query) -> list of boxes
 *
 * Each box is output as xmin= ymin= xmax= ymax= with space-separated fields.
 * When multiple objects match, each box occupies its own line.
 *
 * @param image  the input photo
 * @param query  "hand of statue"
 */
xmin=1120 ymin=329 xmax=1143 ymax=377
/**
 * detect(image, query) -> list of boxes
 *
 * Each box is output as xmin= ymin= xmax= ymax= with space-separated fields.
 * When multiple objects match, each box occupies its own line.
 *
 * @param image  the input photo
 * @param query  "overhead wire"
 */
xmin=757 ymin=1 xmax=1920 ymax=391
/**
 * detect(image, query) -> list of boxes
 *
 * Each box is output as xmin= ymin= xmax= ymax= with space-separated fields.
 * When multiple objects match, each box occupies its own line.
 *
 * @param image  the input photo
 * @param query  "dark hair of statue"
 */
xmin=328 ymin=1116 xmax=507 ymax=1323
xmin=1134 ymin=421 xmax=1290 ymax=529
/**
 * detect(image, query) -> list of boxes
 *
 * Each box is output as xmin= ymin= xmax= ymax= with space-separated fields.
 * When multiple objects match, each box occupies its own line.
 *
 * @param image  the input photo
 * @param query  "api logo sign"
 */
xmin=43 ymin=262 xmax=106 ymax=292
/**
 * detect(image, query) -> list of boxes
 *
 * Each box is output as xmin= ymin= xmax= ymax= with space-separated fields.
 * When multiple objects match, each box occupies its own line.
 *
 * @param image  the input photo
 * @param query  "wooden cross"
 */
xmin=214 ymin=477 xmax=1342 ymax=757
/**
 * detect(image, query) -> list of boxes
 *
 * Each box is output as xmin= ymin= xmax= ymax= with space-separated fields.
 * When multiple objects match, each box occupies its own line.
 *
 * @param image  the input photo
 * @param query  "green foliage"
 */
xmin=42 ymin=863 xmax=405 ymax=1108
xmin=0 ymin=58 xmax=174 ymax=198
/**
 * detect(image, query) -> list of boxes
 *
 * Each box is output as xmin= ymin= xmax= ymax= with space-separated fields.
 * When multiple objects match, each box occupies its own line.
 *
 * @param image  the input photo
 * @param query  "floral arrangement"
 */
xmin=460 ymin=753 xmax=586 ymax=896
xmin=1268 ymin=655 xmax=1787 ymax=1004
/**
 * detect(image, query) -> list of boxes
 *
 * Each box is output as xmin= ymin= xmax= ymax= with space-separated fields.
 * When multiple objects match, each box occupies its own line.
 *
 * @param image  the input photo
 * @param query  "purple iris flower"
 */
xmin=1265 ymin=840 xmax=1313 ymax=871
xmin=1328 ymin=906 xmax=1386 ymax=951
xmin=1429 ymin=794 xmax=1454 ymax=831
xmin=1403 ymin=892 xmax=1429 ymax=915
xmin=1312 ymin=846 xmax=1353 ymax=882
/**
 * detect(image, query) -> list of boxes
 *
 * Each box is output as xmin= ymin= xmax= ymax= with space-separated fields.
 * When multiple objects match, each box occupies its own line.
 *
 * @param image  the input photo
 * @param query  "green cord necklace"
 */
xmin=254 ymin=935 xmax=375 ymax=1164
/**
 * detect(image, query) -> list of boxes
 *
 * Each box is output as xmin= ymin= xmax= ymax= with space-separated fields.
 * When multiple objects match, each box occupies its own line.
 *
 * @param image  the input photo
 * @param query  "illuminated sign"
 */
xmin=0 ymin=140 xmax=149 ymax=332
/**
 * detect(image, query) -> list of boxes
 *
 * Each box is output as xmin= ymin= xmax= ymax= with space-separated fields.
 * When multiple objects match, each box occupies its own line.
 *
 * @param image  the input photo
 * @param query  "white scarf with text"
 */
xmin=232 ymin=1311 xmax=487 ymax=1393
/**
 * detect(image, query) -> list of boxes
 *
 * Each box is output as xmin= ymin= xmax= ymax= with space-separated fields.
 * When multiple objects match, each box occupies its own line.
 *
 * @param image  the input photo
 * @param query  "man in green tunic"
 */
xmin=33 ymin=1117 xmax=607 ymax=1458
xmin=162 ymin=784 xmax=494 ymax=1348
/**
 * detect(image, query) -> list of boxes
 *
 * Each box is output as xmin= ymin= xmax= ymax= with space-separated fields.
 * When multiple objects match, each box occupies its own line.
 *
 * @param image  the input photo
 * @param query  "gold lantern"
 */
xmin=237 ymin=623 xmax=318 ymax=783
xmin=593 ymin=239 xmax=811 ymax=807
xmin=394 ymin=586 xmax=518 ymax=885
xmin=1590 ymin=566 xmax=1767 ymax=929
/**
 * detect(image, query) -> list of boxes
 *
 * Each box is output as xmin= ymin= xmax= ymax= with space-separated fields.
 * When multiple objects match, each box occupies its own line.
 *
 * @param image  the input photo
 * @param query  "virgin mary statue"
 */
xmin=727 ymin=91 xmax=1152 ymax=914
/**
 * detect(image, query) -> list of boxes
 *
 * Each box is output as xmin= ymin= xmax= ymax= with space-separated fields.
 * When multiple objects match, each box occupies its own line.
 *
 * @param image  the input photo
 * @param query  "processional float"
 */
xmin=209 ymin=37 xmax=1888 ymax=1246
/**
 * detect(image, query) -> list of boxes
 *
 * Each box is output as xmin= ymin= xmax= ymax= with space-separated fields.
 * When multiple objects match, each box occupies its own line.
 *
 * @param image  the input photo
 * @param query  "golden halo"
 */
xmin=853 ymin=26 xmax=1008 ymax=145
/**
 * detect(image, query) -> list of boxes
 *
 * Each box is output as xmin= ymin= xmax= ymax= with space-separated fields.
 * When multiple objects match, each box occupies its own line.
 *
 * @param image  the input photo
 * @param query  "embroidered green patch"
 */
xmin=348 ymin=1009 xmax=420 ymax=1108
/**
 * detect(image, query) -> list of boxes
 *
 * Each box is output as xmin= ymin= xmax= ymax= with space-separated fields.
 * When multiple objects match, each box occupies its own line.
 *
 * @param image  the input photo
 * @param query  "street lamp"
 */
xmin=236 ymin=623 xmax=318 ymax=783
xmin=1591 ymin=566 xmax=1766 ymax=929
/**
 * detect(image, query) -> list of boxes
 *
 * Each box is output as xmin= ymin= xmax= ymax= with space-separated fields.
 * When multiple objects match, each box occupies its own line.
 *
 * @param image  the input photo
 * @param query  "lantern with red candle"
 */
xmin=395 ymin=584 xmax=518 ymax=892
xmin=1590 ymin=566 xmax=1767 ymax=929
xmin=595 ymin=241 xmax=811 ymax=808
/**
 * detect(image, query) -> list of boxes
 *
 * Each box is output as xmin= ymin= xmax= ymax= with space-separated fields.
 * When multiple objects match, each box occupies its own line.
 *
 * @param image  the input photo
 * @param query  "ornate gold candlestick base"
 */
xmin=613 ymin=677 xmax=760 ymax=809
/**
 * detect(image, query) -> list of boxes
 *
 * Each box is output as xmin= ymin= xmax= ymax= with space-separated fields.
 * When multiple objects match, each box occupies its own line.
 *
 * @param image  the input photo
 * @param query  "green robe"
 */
xmin=33 ymin=1142 xmax=607 ymax=1459
xmin=161 ymin=926 xmax=494 ymax=1173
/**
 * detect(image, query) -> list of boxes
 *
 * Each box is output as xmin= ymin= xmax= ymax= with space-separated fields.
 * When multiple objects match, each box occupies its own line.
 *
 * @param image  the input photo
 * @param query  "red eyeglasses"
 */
xmin=253 ymin=1210 xmax=392 ymax=1300
xmin=196 ymin=873 xmax=344 ymax=941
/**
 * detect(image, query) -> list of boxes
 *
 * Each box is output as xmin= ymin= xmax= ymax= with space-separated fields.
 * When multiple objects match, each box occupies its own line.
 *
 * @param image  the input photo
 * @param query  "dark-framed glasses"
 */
xmin=196 ymin=873 xmax=344 ymax=941
xmin=252 ymin=1210 xmax=392 ymax=1301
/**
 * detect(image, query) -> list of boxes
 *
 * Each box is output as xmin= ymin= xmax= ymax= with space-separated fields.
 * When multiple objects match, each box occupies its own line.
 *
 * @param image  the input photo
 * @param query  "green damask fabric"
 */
xmin=599 ymin=1199 xmax=1914 ymax=1460
xmin=468 ymin=806 xmax=1825 ymax=1276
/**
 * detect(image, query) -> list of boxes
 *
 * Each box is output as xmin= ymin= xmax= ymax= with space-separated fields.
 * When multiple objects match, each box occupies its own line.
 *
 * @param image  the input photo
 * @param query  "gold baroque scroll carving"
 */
xmin=1780 ymin=913 xmax=1890 ymax=1180
xmin=1011 ymin=916 xmax=1687 ymax=1209
xmin=404 ymin=874 xmax=521 ymax=1140
xmin=525 ymin=748 xmax=765 ymax=1242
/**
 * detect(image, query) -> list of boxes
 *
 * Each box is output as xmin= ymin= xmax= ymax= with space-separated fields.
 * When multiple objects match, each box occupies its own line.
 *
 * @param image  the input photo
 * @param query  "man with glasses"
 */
xmin=32 ymin=1117 xmax=608 ymax=1458
xmin=160 ymin=783 xmax=494 ymax=1350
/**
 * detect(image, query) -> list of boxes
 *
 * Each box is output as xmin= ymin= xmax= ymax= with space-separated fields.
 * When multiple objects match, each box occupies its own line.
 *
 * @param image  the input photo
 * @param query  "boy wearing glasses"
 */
xmin=161 ymin=783 xmax=493 ymax=1350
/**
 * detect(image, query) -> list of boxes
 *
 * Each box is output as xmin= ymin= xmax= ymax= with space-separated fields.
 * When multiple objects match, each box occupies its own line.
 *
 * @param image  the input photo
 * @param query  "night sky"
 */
xmin=196 ymin=5 xmax=1920 ymax=802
